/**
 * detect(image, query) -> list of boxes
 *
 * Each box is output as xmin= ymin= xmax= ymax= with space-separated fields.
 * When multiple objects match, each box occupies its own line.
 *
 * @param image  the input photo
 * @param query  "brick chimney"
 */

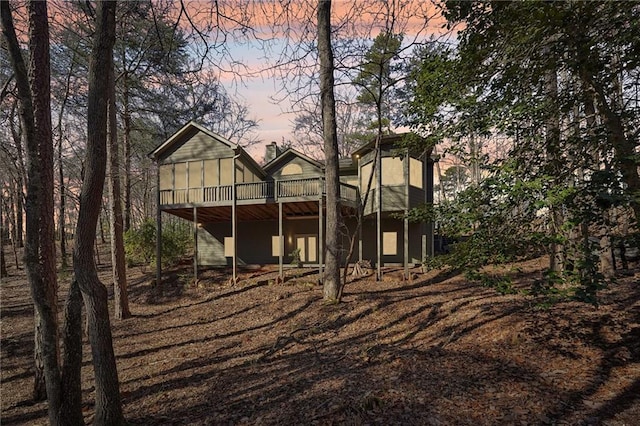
xmin=264 ymin=141 xmax=280 ymax=164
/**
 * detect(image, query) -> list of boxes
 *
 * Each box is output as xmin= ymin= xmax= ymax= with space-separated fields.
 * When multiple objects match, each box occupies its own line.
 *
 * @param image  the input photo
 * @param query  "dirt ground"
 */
xmin=1 ymin=249 xmax=639 ymax=425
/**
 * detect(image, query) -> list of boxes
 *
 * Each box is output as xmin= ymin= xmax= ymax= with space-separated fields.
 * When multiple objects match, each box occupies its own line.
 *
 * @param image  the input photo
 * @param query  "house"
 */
xmin=149 ymin=121 xmax=435 ymax=284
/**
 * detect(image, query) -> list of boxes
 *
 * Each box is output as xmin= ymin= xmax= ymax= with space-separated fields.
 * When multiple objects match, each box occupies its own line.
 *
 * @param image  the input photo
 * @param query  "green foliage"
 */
xmin=124 ymin=218 xmax=192 ymax=267
xmin=465 ymin=270 xmax=516 ymax=295
xmin=289 ymin=248 xmax=302 ymax=267
xmin=124 ymin=219 xmax=156 ymax=266
xmin=401 ymin=1 xmax=639 ymax=306
xmin=409 ymin=162 xmax=617 ymax=302
xmin=353 ymin=31 xmax=405 ymax=132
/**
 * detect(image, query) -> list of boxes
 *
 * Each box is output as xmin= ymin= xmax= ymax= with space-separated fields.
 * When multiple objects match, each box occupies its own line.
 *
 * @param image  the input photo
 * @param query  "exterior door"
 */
xmin=295 ymin=235 xmax=317 ymax=263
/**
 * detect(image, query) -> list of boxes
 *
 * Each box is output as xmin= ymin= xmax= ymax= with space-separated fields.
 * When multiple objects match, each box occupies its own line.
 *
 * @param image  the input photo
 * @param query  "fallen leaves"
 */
xmin=1 ymin=256 xmax=639 ymax=425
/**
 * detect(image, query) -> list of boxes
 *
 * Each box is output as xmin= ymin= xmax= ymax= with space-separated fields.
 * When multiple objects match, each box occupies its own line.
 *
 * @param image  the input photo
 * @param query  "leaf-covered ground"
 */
xmin=1 ymin=252 xmax=639 ymax=425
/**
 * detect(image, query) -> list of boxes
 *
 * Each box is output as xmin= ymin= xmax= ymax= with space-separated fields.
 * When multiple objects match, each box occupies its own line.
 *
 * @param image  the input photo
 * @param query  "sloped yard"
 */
xmin=1 ymin=255 xmax=639 ymax=425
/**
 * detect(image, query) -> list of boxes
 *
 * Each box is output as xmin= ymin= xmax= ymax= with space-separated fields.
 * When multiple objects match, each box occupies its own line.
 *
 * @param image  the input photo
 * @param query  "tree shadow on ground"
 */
xmin=3 ymin=260 xmax=638 ymax=425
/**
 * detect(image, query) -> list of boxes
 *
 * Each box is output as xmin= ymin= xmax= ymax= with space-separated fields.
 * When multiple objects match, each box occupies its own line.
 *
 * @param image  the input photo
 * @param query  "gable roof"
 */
xmin=350 ymin=133 xmax=413 ymax=159
xmin=149 ymin=121 xmax=236 ymax=161
xmin=262 ymin=148 xmax=324 ymax=174
xmin=148 ymin=121 xmax=266 ymax=178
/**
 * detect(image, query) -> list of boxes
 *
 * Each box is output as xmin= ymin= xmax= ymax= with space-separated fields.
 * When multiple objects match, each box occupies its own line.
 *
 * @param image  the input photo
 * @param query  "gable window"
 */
xmin=281 ymin=163 xmax=303 ymax=176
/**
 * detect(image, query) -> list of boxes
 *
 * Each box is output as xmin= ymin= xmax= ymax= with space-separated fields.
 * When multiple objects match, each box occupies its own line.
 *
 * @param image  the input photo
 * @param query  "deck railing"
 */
xmin=340 ymin=183 xmax=359 ymax=202
xmin=159 ymin=177 xmax=359 ymax=206
xmin=277 ymin=178 xmax=322 ymax=198
xmin=237 ymin=181 xmax=274 ymax=200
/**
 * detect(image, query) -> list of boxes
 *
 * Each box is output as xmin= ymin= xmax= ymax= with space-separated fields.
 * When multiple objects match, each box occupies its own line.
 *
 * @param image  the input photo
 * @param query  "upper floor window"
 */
xmin=159 ymin=164 xmax=172 ymax=190
xmin=174 ymin=163 xmax=187 ymax=189
xmin=410 ymin=158 xmax=423 ymax=189
xmin=360 ymin=157 xmax=405 ymax=192
xmin=382 ymin=157 xmax=403 ymax=186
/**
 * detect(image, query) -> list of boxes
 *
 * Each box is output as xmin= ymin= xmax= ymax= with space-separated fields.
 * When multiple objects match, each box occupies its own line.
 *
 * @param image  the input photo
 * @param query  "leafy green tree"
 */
xmin=124 ymin=218 xmax=192 ymax=267
xmin=437 ymin=165 xmax=469 ymax=199
xmin=353 ymin=31 xmax=404 ymax=133
xmin=403 ymin=1 xmax=639 ymax=302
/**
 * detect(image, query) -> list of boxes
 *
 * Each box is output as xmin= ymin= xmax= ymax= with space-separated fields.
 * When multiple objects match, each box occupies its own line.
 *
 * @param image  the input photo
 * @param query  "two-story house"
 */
xmin=150 ymin=121 xmax=435 ymax=284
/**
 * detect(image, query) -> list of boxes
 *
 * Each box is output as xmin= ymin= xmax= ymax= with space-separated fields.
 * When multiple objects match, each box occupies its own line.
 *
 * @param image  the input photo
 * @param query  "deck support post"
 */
xmin=193 ymin=206 xmax=198 ymax=283
xmin=425 ymin=155 xmax=435 ymax=271
xmin=318 ymin=187 xmax=323 ymax=284
xmin=376 ymin=142 xmax=382 ymax=281
xmin=278 ymin=199 xmax=284 ymax=283
xmin=357 ymin=155 xmax=362 ymax=262
xmin=404 ymin=149 xmax=410 ymax=281
xmin=231 ymin=152 xmax=239 ymax=286
xmin=156 ymin=165 xmax=162 ymax=287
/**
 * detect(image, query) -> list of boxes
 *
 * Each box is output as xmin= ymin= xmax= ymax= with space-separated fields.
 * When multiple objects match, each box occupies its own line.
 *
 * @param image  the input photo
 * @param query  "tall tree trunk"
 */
xmin=1 ymin=0 xmax=61 ymax=421
xmin=338 ymin=134 xmax=381 ymax=300
xmin=6 ymin=190 xmax=20 ymax=269
xmin=123 ymin=76 xmax=132 ymax=232
xmin=107 ymin=57 xmax=131 ymax=320
xmin=56 ymin=48 xmax=76 ymax=270
xmin=544 ymin=62 xmax=564 ymax=273
xmin=581 ymin=86 xmax=617 ymax=277
xmin=99 ymin=209 xmax=106 ymax=244
xmin=58 ymin=137 xmax=67 ymax=268
xmin=578 ymin=71 xmax=640 ymax=222
xmin=30 ymin=0 xmax=60 ymax=405
xmin=317 ymin=0 xmax=341 ymax=301
xmin=1 ymin=198 xmax=7 ymax=278
xmin=60 ymin=279 xmax=84 ymax=425
xmin=73 ymin=1 xmax=125 ymax=424
xmin=9 ymin=102 xmax=25 ymax=249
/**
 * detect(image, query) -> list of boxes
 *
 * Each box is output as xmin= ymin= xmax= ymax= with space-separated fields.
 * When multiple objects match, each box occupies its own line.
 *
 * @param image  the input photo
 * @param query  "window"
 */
xmin=382 ymin=157 xmax=403 ymax=185
xmin=383 ymin=232 xmax=397 ymax=256
xmin=220 ymin=158 xmax=233 ymax=185
xmin=174 ymin=163 xmax=186 ymax=188
xmin=410 ymin=158 xmax=423 ymax=188
xmin=188 ymin=161 xmax=202 ymax=188
xmin=361 ymin=161 xmax=375 ymax=190
xmin=203 ymin=159 xmax=219 ymax=186
xmin=282 ymin=163 xmax=303 ymax=176
xmin=159 ymin=165 xmax=172 ymax=190
xmin=235 ymin=162 xmax=245 ymax=183
xmin=224 ymin=237 xmax=234 ymax=257
xmin=271 ymin=236 xmax=283 ymax=256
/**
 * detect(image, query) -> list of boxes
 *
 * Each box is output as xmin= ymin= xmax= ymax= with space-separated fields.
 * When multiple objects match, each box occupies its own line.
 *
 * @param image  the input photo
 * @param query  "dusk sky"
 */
xmin=207 ymin=0 xmax=448 ymax=159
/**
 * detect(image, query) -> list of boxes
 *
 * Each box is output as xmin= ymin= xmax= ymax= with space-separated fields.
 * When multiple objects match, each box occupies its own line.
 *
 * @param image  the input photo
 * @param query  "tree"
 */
xmin=1 ymin=194 xmax=7 ymax=278
xmin=1 ymin=0 xmax=61 ymax=407
xmin=291 ymin=98 xmax=373 ymax=160
xmin=108 ymin=36 xmax=131 ymax=320
xmin=1 ymin=0 xmax=62 ymax=419
xmin=72 ymin=0 xmax=125 ymax=423
xmin=354 ymin=31 xmax=404 ymax=133
xmin=317 ymin=0 xmax=341 ymax=301
xmin=403 ymin=1 xmax=640 ymax=302
xmin=437 ymin=165 xmax=469 ymax=198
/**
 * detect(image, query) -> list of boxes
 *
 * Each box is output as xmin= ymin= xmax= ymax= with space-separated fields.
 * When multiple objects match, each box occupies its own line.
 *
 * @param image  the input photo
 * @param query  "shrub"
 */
xmin=124 ymin=218 xmax=193 ymax=267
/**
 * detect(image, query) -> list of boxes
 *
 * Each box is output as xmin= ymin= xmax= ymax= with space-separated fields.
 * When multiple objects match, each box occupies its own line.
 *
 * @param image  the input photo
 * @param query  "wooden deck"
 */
xmin=160 ymin=177 xmax=360 ymax=222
